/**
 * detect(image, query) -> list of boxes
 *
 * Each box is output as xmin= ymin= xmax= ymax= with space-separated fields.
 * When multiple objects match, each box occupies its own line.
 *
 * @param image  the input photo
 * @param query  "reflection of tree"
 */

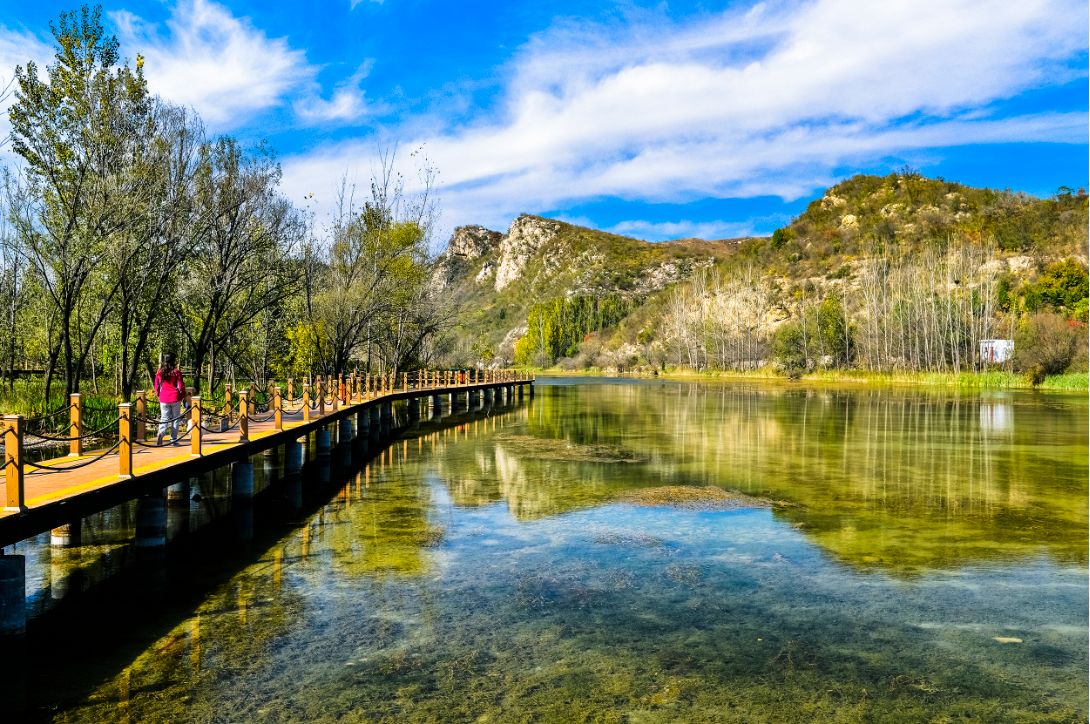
xmin=323 ymin=466 xmax=441 ymax=578
xmin=448 ymin=384 xmax=1088 ymax=575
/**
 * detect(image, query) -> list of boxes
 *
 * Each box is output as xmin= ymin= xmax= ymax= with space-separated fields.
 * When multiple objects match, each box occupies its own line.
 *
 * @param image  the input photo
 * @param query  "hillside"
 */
xmin=435 ymin=173 xmax=1088 ymax=378
xmin=434 ymin=214 xmax=752 ymax=362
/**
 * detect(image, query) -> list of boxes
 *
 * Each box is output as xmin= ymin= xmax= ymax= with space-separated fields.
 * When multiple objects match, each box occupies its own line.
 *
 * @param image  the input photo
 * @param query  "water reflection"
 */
xmin=432 ymin=383 xmax=1086 ymax=575
xmin=19 ymin=383 xmax=1089 ymax=721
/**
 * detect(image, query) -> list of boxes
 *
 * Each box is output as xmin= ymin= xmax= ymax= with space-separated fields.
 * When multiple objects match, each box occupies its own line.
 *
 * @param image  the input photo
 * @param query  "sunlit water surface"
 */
xmin=27 ymin=379 xmax=1089 ymax=722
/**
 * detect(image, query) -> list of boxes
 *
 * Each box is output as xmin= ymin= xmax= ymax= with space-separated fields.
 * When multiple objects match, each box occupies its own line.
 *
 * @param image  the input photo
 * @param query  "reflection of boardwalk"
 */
xmin=0 ymin=376 xmax=532 ymax=547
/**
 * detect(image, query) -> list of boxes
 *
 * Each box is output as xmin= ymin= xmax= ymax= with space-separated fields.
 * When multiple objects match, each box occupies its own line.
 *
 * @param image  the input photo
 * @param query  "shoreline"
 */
xmin=523 ymin=367 xmax=1089 ymax=391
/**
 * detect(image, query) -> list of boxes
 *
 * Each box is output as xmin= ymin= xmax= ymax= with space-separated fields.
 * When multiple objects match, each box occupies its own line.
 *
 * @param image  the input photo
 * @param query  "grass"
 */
xmin=525 ymin=365 xmax=1089 ymax=391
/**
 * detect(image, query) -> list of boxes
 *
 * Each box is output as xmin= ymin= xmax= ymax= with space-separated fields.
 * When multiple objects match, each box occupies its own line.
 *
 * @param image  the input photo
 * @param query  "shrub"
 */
xmin=1014 ymin=312 xmax=1084 ymax=384
xmin=773 ymin=322 xmax=807 ymax=378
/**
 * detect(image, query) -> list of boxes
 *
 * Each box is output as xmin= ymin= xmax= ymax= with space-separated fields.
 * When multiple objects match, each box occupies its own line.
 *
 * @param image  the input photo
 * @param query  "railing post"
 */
xmin=249 ymin=383 xmax=257 ymax=417
xmin=339 ymin=375 xmax=346 ymax=405
xmin=191 ymin=397 xmax=203 ymax=456
xmin=69 ymin=393 xmax=82 ymax=456
xmin=135 ymin=390 xmax=147 ymax=441
xmin=274 ymin=386 xmax=283 ymax=431
xmin=303 ymin=383 xmax=311 ymax=423
xmin=224 ymin=384 xmax=233 ymax=420
xmin=4 ymin=415 xmax=25 ymax=511
xmin=238 ymin=390 xmax=249 ymax=442
xmin=318 ymin=379 xmax=326 ymax=416
xmin=119 ymin=403 xmax=133 ymax=478
xmin=403 ymin=372 xmax=408 ymax=392
xmin=287 ymin=378 xmax=294 ymax=405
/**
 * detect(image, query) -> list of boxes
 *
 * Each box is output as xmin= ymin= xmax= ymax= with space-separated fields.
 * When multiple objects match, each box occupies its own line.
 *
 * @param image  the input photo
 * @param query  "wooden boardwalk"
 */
xmin=0 ymin=371 xmax=533 ymax=547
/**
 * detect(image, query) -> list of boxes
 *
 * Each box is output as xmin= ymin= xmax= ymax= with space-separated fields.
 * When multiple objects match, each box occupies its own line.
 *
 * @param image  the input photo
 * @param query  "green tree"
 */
xmin=8 ymin=5 xmax=153 ymax=397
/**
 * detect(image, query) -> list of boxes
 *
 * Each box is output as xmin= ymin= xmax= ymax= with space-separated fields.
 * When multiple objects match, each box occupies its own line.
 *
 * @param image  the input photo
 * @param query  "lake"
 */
xmin=25 ymin=378 xmax=1089 ymax=721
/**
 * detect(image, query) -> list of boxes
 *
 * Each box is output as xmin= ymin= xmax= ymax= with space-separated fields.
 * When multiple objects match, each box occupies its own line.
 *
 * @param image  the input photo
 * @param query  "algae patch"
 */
xmin=616 ymin=485 xmax=787 ymax=511
xmin=494 ymin=433 xmax=646 ymax=463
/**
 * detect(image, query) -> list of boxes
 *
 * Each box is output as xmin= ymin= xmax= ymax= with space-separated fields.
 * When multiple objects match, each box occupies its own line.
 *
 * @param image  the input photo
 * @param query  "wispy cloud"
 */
xmin=294 ymin=60 xmax=378 ymax=124
xmin=111 ymin=0 xmax=313 ymax=129
xmin=282 ymin=0 xmax=1088 ymax=240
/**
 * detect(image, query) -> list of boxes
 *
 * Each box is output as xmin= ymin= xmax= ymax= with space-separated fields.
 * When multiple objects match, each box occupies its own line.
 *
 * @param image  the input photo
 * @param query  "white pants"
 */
xmin=158 ymin=401 xmax=183 ymax=441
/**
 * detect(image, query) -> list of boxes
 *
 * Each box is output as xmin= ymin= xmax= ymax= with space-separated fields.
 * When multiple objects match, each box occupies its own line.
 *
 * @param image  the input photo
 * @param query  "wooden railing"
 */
xmin=1 ymin=368 xmax=534 ymax=512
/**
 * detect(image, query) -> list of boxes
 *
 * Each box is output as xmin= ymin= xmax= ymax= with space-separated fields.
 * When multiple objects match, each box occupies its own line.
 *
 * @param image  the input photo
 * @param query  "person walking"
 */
xmin=154 ymin=353 xmax=186 ymax=445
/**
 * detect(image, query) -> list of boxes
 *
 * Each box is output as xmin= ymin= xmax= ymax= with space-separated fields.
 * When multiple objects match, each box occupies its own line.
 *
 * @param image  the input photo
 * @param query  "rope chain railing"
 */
xmin=0 ymin=369 xmax=535 ymax=510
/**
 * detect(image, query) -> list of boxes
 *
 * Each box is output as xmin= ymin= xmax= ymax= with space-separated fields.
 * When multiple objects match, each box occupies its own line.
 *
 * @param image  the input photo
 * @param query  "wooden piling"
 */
xmin=69 ymin=394 xmax=82 ymax=457
xmin=190 ymin=397 xmax=202 ymax=456
xmin=119 ymin=403 xmax=133 ymax=478
xmin=4 ymin=416 xmax=24 ymax=511
xmin=238 ymin=391 xmax=249 ymax=442
xmin=274 ymin=386 xmax=283 ymax=431
xmin=135 ymin=391 xmax=146 ymax=442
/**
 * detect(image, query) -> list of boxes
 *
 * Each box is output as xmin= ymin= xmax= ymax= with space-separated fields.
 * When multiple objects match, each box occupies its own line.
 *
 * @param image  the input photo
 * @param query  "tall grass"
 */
xmin=532 ymin=365 xmax=1090 ymax=391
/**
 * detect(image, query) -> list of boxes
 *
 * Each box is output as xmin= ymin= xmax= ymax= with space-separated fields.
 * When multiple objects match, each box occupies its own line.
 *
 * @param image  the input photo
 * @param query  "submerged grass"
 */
xmin=494 ymin=433 xmax=646 ymax=463
xmin=617 ymin=485 xmax=789 ymax=510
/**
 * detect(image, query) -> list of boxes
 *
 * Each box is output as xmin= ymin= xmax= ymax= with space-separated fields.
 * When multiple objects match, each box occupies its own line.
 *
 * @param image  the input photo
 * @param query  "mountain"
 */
xmin=433 ymin=214 xmax=753 ymax=363
xmin=434 ymin=173 xmax=1088 ymax=375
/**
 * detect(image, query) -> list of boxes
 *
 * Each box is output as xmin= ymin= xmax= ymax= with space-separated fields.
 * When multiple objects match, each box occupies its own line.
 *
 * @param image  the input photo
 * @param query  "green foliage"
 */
xmin=515 ymin=295 xmax=631 ymax=365
xmin=773 ymin=322 xmax=807 ymax=378
xmin=1014 ymin=312 xmax=1083 ymax=384
xmin=815 ymin=294 xmax=853 ymax=365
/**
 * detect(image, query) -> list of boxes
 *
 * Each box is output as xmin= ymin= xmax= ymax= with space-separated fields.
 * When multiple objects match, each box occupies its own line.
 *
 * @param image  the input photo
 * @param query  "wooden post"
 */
xmin=318 ymin=379 xmax=326 ymax=416
xmin=274 ymin=386 xmax=283 ymax=431
xmin=224 ymin=384 xmax=233 ymax=420
xmin=191 ymin=397 xmax=203 ymax=456
xmin=69 ymin=393 xmax=82 ymax=457
xmin=238 ymin=391 xmax=249 ymax=442
xmin=135 ymin=390 xmax=146 ymax=442
xmin=287 ymin=378 xmax=294 ymax=404
xmin=4 ymin=415 xmax=25 ymax=511
xmin=119 ymin=403 xmax=133 ymax=478
xmin=249 ymin=383 xmax=257 ymax=417
xmin=402 ymin=372 xmax=408 ymax=392
xmin=339 ymin=375 xmax=346 ymax=405
xmin=303 ymin=383 xmax=311 ymax=423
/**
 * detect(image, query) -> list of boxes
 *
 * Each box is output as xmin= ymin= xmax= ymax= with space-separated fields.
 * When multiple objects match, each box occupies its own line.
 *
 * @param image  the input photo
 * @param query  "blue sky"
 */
xmin=1 ymin=0 xmax=1087 ymax=245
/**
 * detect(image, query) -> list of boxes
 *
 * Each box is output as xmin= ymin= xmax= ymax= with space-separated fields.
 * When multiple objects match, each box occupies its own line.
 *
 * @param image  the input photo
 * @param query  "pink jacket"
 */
xmin=155 ymin=367 xmax=186 ymax=403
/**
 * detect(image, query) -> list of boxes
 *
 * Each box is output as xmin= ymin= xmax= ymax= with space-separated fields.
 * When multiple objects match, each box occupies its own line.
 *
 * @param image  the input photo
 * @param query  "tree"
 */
xmin=8 ymin=5 xmax=153 ymax=397
xmin=178 ymin=137 xmax=303 ymax=393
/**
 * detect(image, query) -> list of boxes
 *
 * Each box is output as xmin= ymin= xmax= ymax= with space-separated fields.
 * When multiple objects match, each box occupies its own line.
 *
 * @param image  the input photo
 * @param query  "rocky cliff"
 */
xmin=432 ymin=214 xmax=746 ymax=363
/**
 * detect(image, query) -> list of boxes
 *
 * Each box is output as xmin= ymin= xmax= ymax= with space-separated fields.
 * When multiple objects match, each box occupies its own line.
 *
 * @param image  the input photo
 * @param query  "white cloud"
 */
xmin=607 ymin=219 xmax=760 ymax=241
xmin=294 ymin=60 xmax=376 ymax=124
xmin=111 ymin=0 xmax=313 ymax=128
xmin=281 ymin=0 xmax=1087 ymax=242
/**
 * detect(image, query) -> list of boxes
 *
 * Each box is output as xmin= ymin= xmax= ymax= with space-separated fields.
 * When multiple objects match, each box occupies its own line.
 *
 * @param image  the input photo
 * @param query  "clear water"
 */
xmin=26 ymin=380 xmax=1089 ymax=721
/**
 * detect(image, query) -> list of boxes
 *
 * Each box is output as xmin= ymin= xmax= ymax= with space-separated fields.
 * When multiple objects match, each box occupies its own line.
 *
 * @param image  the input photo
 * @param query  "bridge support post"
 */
xmin=431 ymin=394 xmax=444 ymax=416
xmin=285 ymin=438 xmax=304 ymax=476
xmin=50 ymin=519 xmax=82 ymax=547
xmin=166 ymin=478 xmax=190 ymax=506
xmin=518 ymin=384 xmax=524 ymax=401
xmin=0 ymin=553 xmax=26 ymax=638
xmin=529 ymin=382 xmax=535 ymax=399
xmin=407 ymin=397 xmax=420 ymax=421
xmin=232 ymin=459 xmax=254 ymax=501
xmin=134 ymin=490 xmax=167 ymax=549
xmin=381 ymin=401 xmax=393 ymax=425
xmin=316 ymin=426 xmax=332 ymax=457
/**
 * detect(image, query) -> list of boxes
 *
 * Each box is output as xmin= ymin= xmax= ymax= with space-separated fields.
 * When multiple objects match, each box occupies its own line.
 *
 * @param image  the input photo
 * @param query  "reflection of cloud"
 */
xmin=979 ymin=403 xmax=1012 ymax=432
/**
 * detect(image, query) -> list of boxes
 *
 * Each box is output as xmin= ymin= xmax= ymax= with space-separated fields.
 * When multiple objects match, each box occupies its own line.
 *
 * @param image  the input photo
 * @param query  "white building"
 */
xmin=979 ymin=339 xmax=1014 ymax=364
